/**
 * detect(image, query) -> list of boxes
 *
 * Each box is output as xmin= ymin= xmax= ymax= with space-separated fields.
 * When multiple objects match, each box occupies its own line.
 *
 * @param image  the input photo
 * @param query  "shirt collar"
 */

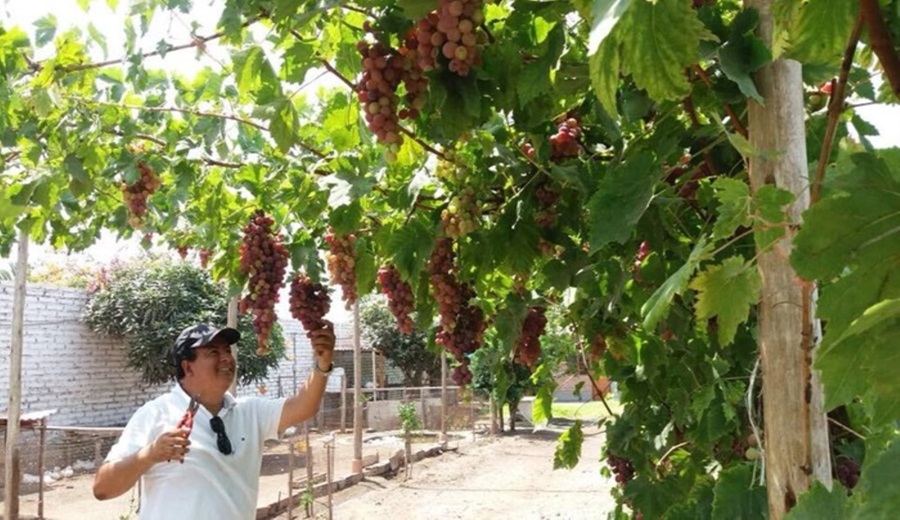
xmin=172 ymin=382 xmax=237 ymax=417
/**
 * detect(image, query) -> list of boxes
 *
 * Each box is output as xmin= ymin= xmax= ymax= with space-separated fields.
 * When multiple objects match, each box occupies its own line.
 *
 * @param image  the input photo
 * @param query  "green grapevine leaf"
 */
xmin=553 ymin=420 xmax=583 ymax=469
xmin=34 ymin=15 xmax=58 ymax=47
xmin=589 ymin=29 xmax=621 ymax=118
xmin=396 ymin=0 xmax=436 ymax=20
xmin=752 ymin=185 xmax=793 ymax=252
xmin=711 ymin=464 xmax=767 ymax=520
xmin=816 ymin=299 xmax=900 ymax=424
xmin=587 ymin=0 xmax=632 ymax=56
xmin=853 ymin=439 xmax=900 ymax=518
xmin=689 ymin=256 xmax=761 ymax=346
xmin=717 ymin=9 xmax=770 ymax=104
xmin=268 ymin=98 xmax=300 ymax=154
xmin=786 ymin=482 xmax=849 ymax=520
xmin=531 ymin=383 xmax=554 ymax=426
xmin=711 ymin=178 xmax=751 ymax=241
xmin=587 ymin=152 xmax=657 ymax=251
xmin=642 ymin=237 xmax=713 ymax=331
xmin=620 ymin=0 xmax=712 ymax=101
xmin=785 ymin=0 xmax=858 ymax=67
xmin=793 ymin=153 xmax=900 ymax=281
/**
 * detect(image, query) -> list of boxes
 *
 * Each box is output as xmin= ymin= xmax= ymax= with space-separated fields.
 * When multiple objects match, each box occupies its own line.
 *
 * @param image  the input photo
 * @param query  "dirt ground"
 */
xmin=2 ymin=421 xmax=614 ymax=519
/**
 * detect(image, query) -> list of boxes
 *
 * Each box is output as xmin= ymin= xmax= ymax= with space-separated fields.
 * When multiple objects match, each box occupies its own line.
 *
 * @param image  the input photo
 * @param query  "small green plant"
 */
xmin=398 ymin=402 xmax=422 ymax=478
xmin=398 ymin=402 xmax=422 ymax=435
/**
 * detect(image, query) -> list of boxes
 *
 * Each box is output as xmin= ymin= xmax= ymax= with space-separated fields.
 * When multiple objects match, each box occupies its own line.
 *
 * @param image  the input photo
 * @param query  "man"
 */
xmin=93 ymin=322 xmax=335 ymax=519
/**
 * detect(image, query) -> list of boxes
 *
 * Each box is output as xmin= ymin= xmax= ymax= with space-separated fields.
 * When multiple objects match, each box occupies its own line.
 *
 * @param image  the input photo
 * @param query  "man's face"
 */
xmin=188 ymin=340 xmax=236 ymax=389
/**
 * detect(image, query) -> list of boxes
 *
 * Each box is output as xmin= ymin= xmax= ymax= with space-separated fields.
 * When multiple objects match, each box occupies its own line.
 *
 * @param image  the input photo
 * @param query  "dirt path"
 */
xmin=285 ymin=422 xmax=615 ymax=520
xmin=3 ymin=422 xmax=614 ymax=519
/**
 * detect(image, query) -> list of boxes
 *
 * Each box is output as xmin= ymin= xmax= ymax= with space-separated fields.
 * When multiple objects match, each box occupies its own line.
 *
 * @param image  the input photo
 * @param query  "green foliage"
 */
xmin=553 ymin=419 xmax=583 ymax=469
xmin=3 ymin=0 xmax=900 ymax=516
xmin=711 ymin=464 xmax=767 ymax=520
xmin=83 ymin=260 xmax=283 ymax=386
xmin=789 ymin=439 xmax=900 ymax=520
xmin=689 ymin=256 xmax=761 ymax=346
xmin=398 ymin=401 xmax=422 ymax=435
xmin=793 ymin=153 xmax=900 ymax=425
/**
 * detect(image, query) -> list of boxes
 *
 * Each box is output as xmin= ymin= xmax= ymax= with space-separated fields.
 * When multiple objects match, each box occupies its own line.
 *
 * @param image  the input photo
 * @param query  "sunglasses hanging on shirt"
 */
xmin=209 ymin=416 xmax=233 ymax=455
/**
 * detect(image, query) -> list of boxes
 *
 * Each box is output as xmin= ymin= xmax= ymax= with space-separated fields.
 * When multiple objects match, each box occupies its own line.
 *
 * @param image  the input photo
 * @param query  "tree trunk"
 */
xmin=746 ymin=1 xmax=833 ymax=517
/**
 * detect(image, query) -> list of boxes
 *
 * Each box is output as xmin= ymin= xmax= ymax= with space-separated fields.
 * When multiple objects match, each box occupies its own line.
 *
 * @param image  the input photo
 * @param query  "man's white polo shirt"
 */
xmin=105 ymin=384 xmax=286 ymax=519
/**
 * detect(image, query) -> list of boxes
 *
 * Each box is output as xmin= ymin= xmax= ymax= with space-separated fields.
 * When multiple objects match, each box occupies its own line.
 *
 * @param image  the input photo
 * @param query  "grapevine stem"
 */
xmin=39 ymin=16 xmax=262 ymax=75
xmin=827 ymin=417 xmax=866 ymax=440
xmin=811 ymin=12 xmax=863 ymax=204
xmin=577 ymin=345 xmax=617 ymax=418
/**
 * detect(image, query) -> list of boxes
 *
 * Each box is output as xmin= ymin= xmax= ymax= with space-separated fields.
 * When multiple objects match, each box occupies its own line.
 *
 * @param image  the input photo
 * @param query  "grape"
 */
xmin=377 ymin=265 xmax=416 ymax=334
xmin=534 ymin=181 xmax=560 ymax=228
xmin=325 ymin=229 xmax=359 ymax=309
xmin=450 ymin=362 xmax=473 ymax=386
xmin=440 ymin=189 xmax=481 ymax=239
xmin=356 ymin=23 xmax=430 ymax=151
xmin=121 ymin=160 xmax=162 ymax=228
xmin=515 ymin=307 xmax=547 ymax=368
xmin=606 ymin=454 xmax=635 ymax=487
xmin=835 ymin=457 xmax=860 ymax=490
xmin=428 ymin=237 xmax=486 ymax=375
xmin=199 ymin=248 xmax=212 ymax=269
xmin=550 ymin=117 xmax=582 ymax=160
xmin=176 ymin=245 xmax=189 ymax=260
xmin=238 ymin=211 xmax=289 ymax=354
xmin=289 ymin=274 xmax=332 ymax=333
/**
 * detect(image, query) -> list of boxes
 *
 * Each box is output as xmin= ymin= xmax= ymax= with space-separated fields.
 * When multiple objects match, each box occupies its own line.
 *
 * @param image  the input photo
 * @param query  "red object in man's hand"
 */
xmin=177 ymin=396 xmax=200 ymax=431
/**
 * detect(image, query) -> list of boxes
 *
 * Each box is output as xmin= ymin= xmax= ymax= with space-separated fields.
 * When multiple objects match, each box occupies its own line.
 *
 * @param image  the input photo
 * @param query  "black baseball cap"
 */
xmin=173 ymin=324 xmax=241 ymax=364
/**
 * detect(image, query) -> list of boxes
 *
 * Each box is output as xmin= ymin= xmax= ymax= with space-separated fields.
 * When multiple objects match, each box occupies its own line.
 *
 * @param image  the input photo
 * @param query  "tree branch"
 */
xmin=692 ymin=65 xmax=749 ymax=138
xmin=860 ymin=0 xmax=900 ymax=99
xmin=202 ymin=157 xmax=244 ymax=169
xmin=811 ymin=12 xmax=863 ymax=204
xmin=578 ymin=345 xmax=617 ymax=418
xmin=318 ymin=56 xmax=357 ymax=90
xmin=45 ymin=16 xmax=262 ymax=74
xmin=70 ymin=96 xmax=328 ymax=159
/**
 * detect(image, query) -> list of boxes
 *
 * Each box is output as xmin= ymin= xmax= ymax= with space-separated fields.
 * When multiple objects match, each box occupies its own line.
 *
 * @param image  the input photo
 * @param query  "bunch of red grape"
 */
xmin=411 ymin=0 xmax=487 ymax=77
xmin=451 ymin=363 xmax=473 ymax=386
xmin=606 ymin=453 xmax=635 ymax=486
xmin=377 ymin=265 xmax=416 ymax=335
xmin=121 ymin=161 xmax=162 ymax=228
xmin=515 ymin=307 xmax=547 ymax=368
xmin=441 ymin=189 xmax=481 ymax=239
xmin=289 ymin=274 xmax=332 ymax=333
xmin=534 ymin=181 xmax=560 ymax=228
xmin=325 ymin=229 xmax=359 ymax=309
xmin=520 ymin=142 xmax=537 ymax=160
xmin=550 ymin=118 xmax=582 ymax=160
xmin=238 ymin=211 xmax=289 ymax=354
xmin=427 ymin=238 xmax=486 ymax=383
xmin=199 ymin=248 xmax=211 ymax=269
xmin=176 ymin=245 xmax=189 ymax=260
xmin=356 ymin=25 xmax=429 ymax=156
xmin=835 ymin=457 xmax=860 ymax=489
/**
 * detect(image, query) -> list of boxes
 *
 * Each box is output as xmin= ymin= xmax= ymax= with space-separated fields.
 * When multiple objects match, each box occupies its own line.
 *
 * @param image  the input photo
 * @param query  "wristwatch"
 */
xmin=314 ymin=361 xmax=334 ymax=376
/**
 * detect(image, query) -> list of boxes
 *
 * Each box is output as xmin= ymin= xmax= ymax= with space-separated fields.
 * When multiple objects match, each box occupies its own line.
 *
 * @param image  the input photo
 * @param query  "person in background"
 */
xmin=93 ymin=322 xmax=335 ymax=519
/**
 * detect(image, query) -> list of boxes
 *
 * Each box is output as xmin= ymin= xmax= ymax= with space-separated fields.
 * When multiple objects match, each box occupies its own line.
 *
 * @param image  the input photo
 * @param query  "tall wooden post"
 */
xmin=351 ymin=302 xmax=363 ymax=473
xmin=746 ymin=0 xmax=832 ymax=516
xmin=439 ymin=351 xmax=448 ymax=444
xmin=5 ymin=229 xmax=28 ymax=520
